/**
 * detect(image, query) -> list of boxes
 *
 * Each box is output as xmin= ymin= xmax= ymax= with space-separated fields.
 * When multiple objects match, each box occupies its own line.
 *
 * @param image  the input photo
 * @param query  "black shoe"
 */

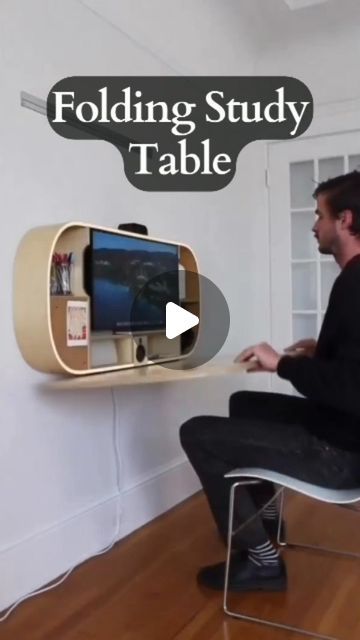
xmin=197 ymin=554 xmax=287 ymax=592
xmin=263 ymin=518 xmax=286 ymax=543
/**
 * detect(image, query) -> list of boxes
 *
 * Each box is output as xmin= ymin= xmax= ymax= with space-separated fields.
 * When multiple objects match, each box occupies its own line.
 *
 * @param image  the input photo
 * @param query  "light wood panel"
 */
xmin=50 ymin=297 xmax=89 ymax=371
xmin=44 ymin=361 xmax=250 ymax=391
xmin=13 ymin=223 xmax=66 ymax=373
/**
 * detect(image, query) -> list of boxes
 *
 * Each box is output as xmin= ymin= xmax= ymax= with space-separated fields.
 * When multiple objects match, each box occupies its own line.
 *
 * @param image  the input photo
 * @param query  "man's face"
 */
xmin=312 ymin=193 xmax=340 ymax=255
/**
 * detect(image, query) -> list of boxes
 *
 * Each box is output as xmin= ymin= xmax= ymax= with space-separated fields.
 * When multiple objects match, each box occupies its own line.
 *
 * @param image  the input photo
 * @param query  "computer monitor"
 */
xmin=88 ymin=229 xmax=179 ymax=332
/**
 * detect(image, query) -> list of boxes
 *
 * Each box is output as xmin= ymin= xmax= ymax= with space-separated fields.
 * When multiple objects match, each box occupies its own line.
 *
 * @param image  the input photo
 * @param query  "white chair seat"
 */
xmin=224 ymin=466 xmax=360 ymax=639
xmin=225 ymin=467 xmax=360 ymax=504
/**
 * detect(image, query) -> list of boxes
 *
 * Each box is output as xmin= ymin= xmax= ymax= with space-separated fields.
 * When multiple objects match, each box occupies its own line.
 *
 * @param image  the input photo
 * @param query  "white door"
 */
xmin=268 ymin=131 xmax=360 ymax=393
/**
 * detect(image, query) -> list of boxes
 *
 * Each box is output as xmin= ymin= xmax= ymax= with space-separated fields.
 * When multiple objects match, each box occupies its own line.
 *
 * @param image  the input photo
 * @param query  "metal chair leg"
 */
xmin=278 ymin=488 xmax=360 ymax=559
xmin=223 ymin=480 xmax=339 ymax=640
xmin=277 ymin=487 xmax=287 ymax=547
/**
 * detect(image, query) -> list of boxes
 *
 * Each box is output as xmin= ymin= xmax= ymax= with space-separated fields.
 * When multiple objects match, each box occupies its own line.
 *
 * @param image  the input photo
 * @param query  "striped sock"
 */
xmin=262 ymin=502 xmax=278 ymax=520
xmin=248 ymin=540 xmax=280 ymax=567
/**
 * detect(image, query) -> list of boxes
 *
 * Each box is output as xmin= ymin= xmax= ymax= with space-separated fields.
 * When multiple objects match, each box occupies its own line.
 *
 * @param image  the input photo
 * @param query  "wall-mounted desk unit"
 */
xmin=14 ymin=222 xmax=200 ymax=376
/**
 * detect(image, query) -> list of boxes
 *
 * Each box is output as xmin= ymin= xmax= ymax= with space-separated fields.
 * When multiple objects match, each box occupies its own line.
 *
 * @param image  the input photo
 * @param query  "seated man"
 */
xmin=180 ymin=170 xmax=360 ymax=592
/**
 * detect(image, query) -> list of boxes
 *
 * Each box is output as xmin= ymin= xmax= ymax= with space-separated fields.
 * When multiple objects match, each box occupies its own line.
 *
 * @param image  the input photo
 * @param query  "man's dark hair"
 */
xmin=313 ymin=170 xmax=360 ymax=236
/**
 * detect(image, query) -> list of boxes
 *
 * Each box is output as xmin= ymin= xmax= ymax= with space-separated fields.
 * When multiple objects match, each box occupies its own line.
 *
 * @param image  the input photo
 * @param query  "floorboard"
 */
xmin=1 ymin=491 xmax=360 ymax=640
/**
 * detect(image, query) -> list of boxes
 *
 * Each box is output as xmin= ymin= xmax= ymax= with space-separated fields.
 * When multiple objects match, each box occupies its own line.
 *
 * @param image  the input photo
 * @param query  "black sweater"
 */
xmin=277 ymin=254 xmax=360 ymax=448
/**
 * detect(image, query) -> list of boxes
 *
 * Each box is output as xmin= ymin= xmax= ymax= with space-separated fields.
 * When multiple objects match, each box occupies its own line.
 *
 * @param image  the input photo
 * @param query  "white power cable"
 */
xmin=0 ymin=387 xmax=123 ymax=623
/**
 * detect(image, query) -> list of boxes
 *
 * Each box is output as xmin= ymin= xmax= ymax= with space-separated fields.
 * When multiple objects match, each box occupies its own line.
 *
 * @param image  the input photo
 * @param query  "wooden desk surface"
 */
xmin=44 ymin=360 xmax=250 ymax=391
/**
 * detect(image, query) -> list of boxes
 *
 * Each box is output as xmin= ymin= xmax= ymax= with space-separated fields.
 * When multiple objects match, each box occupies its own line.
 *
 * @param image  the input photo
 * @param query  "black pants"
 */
xmin=180 ymin=391 xmax=360 ymax=548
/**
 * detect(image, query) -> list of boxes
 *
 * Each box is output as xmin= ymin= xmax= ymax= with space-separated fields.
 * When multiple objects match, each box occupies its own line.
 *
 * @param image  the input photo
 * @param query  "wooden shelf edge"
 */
xmin=42 ymin=361 xmax=250 ymax=391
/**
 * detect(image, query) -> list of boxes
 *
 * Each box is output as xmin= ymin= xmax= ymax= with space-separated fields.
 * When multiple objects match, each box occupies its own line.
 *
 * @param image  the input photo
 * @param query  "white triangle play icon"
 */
xmin=166 ymin=302 xmax=199 ymax=339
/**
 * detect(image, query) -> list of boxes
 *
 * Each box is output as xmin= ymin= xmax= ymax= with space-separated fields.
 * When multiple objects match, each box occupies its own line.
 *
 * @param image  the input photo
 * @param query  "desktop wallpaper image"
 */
xmin=91 ymin=230 xmax=179 ymax=332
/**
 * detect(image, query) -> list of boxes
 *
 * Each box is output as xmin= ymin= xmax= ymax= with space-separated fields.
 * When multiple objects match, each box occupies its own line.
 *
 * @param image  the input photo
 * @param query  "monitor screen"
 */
xmin=89 ymin=229 xmax=179 ymax=332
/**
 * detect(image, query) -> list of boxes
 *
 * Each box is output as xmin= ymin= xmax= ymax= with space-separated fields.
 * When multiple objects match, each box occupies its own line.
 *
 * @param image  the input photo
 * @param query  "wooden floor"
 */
xmin=2 ymin=491 xmax=360 ymax=640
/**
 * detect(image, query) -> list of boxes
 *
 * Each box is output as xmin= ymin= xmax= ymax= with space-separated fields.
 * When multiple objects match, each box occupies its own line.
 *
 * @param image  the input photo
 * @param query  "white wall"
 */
xmin=257 ymin=22 xmax=360 ymax=106
xmin=0 ymin=0 xmax=271 ymax=611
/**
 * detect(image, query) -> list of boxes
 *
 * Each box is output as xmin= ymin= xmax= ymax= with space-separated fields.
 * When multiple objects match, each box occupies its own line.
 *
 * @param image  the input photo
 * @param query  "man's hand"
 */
xmin=284 ymin=338 xmax=317 ymax=358
xmin=234 ymin=342 xmax=281 ymax=372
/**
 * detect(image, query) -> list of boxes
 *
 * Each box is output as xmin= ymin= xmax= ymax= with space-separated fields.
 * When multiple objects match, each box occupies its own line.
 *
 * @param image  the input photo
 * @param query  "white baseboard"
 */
xmin=0 ymin=459 xmax=200 ymax=613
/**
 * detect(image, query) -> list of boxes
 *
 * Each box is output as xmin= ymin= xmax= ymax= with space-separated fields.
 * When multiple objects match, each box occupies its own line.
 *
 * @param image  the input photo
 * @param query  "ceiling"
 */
xmin=79 ymin=0 xmax=360 ymax=73
xmin=283 ymin=0 xmax=331 ymax=9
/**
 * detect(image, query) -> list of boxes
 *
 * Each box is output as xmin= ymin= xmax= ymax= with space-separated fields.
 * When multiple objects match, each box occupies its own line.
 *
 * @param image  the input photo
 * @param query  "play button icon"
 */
xmin=130 ymin=269 xmax=230 ymax=370
xmin=166 ymin=302 xmax=199 ymax=340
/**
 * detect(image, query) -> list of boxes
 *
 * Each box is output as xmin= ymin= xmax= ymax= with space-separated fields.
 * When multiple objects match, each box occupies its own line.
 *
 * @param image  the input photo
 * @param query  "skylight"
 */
xmin=283 ymin=0 xmax=331 ymax=9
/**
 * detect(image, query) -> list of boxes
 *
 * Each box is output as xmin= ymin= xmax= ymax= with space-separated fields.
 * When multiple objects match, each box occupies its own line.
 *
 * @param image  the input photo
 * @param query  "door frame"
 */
xmin=265 ymin=97 xmax=360 ymax=392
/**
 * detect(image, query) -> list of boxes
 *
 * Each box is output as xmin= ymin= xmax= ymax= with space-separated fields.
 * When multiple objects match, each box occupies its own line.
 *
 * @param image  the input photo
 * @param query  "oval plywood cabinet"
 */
xmin=13 ymin=222 xmax=200 ymax=376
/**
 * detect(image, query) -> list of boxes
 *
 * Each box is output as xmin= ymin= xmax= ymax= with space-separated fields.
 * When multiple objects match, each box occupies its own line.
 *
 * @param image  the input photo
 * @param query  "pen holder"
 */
xmin=51 ymin=253 xmax=72 ymax=295
xmin=58 ymin=263 xmax=71 ymax=295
